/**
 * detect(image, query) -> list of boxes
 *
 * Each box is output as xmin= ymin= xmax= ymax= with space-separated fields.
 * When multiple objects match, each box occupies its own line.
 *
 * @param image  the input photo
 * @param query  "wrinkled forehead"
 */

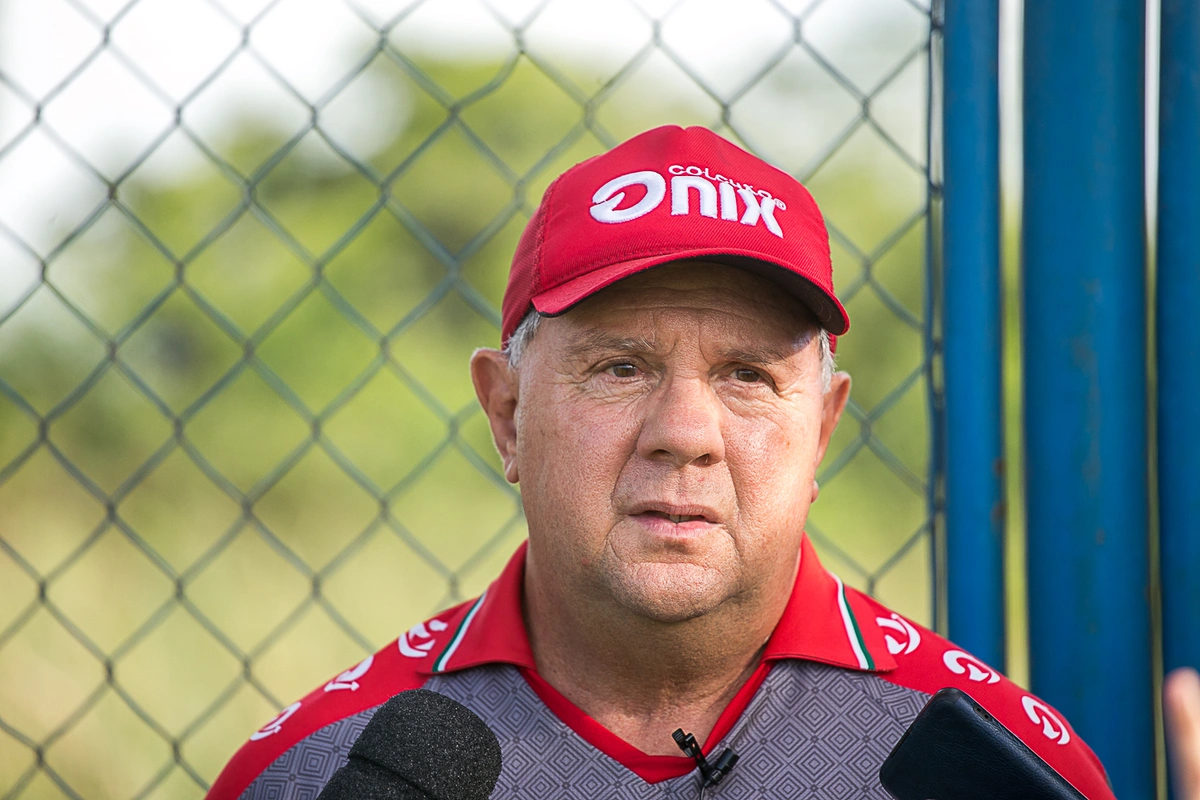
xmin=525 ymin=261 xmax=825 ymax=367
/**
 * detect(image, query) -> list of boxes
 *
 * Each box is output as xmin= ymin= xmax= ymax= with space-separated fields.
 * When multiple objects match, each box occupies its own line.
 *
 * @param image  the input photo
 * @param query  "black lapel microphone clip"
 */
xmin=672 ymin=729 xmax=739 ymax=787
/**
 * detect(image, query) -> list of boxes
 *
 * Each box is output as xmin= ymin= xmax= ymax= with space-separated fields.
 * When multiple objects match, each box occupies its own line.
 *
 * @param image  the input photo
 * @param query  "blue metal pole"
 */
xmin=1158 ymin=0 xmax=1200 ymax=731
xmin=942 ymin=0 xmax=1005 ymax=672
xmin=1023 ymin=2 xmax=1153 ymax=797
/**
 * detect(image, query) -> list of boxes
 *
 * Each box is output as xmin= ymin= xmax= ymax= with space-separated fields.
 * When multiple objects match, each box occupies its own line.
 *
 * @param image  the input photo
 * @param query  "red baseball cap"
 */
xmin=501 ymin=125 xmax=848 ymax=344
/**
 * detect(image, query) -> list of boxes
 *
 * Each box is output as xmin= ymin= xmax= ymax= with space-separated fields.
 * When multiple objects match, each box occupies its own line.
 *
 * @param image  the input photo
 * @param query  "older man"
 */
xmin=207 ymin=126 xmax=1114 ymax=799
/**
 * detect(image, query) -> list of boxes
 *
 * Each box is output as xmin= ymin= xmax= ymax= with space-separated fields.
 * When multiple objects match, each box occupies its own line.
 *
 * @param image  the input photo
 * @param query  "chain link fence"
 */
xmin=0 ymin=0 xmax=940 ymax=796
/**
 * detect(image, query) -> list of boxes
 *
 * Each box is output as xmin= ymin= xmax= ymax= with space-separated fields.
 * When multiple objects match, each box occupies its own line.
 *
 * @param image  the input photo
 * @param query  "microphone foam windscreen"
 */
xmin=347 ymin=689 xmax=502 ymax=800
xmin=319 ymin=758 xmax=431 ymax=800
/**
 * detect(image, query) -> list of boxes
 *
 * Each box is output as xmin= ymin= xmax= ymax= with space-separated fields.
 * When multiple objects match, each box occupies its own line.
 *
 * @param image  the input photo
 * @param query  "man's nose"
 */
xmin=636 ymin=373 xmax=726 ymax=468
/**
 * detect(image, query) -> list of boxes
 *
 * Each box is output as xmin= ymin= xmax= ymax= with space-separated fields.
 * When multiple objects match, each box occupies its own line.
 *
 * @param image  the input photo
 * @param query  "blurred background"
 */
xmin=0 ymin=0 xmax=952 ymax=796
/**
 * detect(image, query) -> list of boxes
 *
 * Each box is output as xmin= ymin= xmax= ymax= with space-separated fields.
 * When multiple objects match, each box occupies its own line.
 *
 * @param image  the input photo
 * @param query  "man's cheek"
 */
xmin=561 ymin=402 xmax=642 ymax=459
xmin=728 ymin=424 xmax=811 ymax=479
xmin=534 ymin=412 xmax=630 ymax=508
xmin=730 ymin=452 xmax=811 ymax=523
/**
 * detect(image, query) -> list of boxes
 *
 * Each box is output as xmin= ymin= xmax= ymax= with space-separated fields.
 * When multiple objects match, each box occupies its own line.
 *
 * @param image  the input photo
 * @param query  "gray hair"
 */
xmin=502 ymin=309 xmax=837 ymax=392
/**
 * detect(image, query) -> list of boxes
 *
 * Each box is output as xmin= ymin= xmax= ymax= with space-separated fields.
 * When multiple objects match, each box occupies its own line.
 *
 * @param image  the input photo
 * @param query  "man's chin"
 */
xmin=604 ymin=561 xmax=731 ymax=624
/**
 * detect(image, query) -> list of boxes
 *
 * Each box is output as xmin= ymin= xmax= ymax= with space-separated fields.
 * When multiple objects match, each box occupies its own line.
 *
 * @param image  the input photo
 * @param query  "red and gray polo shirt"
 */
xmin=206 ymin=536 xmax=1115 ymax=799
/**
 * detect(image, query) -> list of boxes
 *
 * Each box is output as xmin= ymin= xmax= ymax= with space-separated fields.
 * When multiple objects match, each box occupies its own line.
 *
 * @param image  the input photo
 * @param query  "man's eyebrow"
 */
xmin=718 ymin=327 xmax=819 ymax=365
xmin=561 ymin=331 xmax=657 ymax=359
xmin=715 ymin=345 xmax=796 ymax=366
xmin=561 ymin=328 xmax=816 ymax=363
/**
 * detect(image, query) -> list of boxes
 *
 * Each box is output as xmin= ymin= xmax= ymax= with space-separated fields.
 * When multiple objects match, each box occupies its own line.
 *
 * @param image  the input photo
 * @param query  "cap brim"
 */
xmin=530 ymin=249 xmax=849 ymax=335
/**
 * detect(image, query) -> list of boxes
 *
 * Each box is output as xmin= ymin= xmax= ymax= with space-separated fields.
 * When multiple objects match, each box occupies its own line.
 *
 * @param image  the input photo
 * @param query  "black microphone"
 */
xmin=879 ymin=688 xmax=1087 ymax=800
xmin=672 ymin=728 xmax=739 ymax=787
xmin=316 ymin=689 xmax=502 ymax=800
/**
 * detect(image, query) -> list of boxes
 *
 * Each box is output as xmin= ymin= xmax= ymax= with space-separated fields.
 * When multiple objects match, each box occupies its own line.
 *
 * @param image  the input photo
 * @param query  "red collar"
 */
xmin=420 ymin=534 xmax=895 ymax=677
xmin=761 ymin=534 xmax=897 ymax=671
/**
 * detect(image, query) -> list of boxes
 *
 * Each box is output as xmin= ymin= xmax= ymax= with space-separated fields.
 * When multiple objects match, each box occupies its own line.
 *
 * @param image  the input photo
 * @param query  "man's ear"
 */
xmin=470 ymin=348 xmax=520 ymax=484
xmin=815 ymin=371 xmax=851 ymax=468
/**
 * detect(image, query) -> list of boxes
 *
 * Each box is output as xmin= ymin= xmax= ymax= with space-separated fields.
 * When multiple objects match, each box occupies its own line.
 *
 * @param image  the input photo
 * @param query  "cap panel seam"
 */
xmin=532 ymin=175 xmax=560 ymax=296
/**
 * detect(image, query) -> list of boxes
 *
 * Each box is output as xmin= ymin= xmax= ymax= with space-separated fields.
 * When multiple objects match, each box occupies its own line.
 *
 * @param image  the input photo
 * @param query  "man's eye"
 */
xmin=608 ymin=363 xmax=638 ymax=378
xmin=733 ymin=368 xmax=763 ymax=383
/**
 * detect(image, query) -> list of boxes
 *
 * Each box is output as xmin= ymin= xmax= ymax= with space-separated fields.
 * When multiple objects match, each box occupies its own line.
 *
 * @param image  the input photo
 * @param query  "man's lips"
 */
xmin=626 ymin=502 xmax=721 ymax=529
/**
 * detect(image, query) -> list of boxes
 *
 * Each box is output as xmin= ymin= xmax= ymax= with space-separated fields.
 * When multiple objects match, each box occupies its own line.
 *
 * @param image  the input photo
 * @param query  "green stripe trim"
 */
xmin=432 ymin=592 xmax=486 ymax=673
xmin=833 ymin=574 xmax=875 ymax=670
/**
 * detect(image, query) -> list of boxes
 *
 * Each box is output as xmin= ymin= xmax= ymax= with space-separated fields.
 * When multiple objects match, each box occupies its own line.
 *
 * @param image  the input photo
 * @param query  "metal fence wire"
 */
xmin=0 ymin=0 xmax=941 ymax=796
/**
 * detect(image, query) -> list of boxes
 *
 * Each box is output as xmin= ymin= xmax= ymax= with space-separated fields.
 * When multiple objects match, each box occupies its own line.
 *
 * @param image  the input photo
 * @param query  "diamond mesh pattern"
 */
xmin=0 ymin=0 xmax=942 ymax=796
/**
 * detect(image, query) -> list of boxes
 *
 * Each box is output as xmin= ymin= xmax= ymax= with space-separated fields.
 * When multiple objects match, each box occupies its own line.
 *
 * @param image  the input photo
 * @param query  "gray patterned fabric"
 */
xmin=239 ymin=661 xmax=930 ymax=799
xmin=431 ymin=661 xmax=929 ymax=799
xmin=238 ymin=707 xmax=378 ymax=800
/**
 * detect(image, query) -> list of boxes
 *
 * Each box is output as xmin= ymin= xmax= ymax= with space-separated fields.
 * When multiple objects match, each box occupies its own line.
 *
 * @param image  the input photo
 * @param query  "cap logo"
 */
xmin=589 ymin=166 xmax=786 ymax=238
xmin=590 ymin=170 xmax=666 ymax=223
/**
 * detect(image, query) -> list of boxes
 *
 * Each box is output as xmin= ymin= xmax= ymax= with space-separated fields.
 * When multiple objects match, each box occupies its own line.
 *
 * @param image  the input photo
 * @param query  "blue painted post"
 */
xmin=1023 ymin=2 xmax=1153 ymax=797
xmin=1158 ymin=0 xmax=1200 ymax=736
xmin=942 ymin=0 xmax=1005 ymax=672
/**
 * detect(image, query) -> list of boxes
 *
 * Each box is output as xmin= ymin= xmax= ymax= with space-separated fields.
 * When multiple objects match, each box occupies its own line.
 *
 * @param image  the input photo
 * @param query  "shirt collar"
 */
xmin=419 ymin=540 xmax=536 ymax=675
xmin=761 ymin=534 xmax=896 ymax=672
xmin=421 ymin=535 xmax=895 ymax=676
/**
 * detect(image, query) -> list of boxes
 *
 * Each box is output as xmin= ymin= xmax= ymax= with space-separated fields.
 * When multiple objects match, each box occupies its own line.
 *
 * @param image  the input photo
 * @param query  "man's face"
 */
xmin=474 ymin=261 xmax=849 ymax=623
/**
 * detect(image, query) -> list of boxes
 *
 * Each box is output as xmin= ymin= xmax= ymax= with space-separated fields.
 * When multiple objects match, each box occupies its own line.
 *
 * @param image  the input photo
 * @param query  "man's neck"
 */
xmin=522 ymin=564 xmax=791 ymax=757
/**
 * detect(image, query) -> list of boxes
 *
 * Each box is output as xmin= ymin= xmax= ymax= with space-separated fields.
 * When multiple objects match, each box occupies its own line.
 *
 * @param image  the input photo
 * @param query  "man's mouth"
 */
xmin=642 ymin=510 xmax=708 ymax=524
xmin=627 ymin=503 xmax=720 ymax=528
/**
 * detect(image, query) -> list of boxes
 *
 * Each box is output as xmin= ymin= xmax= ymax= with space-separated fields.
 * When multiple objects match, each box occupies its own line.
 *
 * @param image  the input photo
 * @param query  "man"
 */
xmin=207 ymin=125 xmax=1115 ymax=799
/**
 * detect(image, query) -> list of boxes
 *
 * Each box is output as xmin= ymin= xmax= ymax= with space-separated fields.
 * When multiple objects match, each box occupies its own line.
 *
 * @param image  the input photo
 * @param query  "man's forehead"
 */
xmin=542 ymin=263 xmax=820 ymax=360
xmin=556 ymin=325 xmax=808 ymax=367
